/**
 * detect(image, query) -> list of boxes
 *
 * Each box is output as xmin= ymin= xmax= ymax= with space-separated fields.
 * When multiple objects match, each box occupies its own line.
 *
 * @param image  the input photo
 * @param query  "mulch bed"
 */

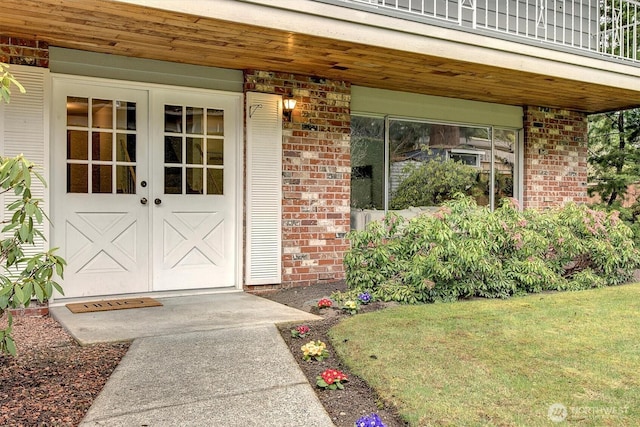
xmin=0 ymin=316 xmax=129 ymax=427
xmin=261 ymin=281 xmax=408 ymax=427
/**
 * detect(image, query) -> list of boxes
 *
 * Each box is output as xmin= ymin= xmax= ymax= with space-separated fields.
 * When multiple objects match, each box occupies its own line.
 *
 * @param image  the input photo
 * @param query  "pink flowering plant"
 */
xmin=301 ymin=340 xmax=329 ymax=361
xmin=316 ymin=369 xmax=348 ymax=390
xmin=290 ymin=324 xmax=310 ymax=338
xmin=317 ymin=298 xmax=333 ymax=309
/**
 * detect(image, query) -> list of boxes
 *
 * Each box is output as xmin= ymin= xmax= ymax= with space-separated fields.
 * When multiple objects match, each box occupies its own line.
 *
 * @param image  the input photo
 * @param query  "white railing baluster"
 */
xmin=334 ymin=0 xmax=640 ymax=62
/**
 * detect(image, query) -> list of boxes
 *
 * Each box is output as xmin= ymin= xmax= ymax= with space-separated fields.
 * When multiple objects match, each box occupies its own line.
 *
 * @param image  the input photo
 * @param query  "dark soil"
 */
xmin=0 ymin=316 xmax=129 ymax=427
xmin=260 ymin=281 xmax=408 ymax=427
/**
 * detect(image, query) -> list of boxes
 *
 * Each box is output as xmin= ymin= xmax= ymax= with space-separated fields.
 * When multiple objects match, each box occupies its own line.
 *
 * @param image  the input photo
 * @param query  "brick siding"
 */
xmin=244 ymin=70 xmax=351 ymax=289
xmin=0 ymin=36 xmax=49 ymax=67
xmin=523 ymin=106 xmax=588 ymax=209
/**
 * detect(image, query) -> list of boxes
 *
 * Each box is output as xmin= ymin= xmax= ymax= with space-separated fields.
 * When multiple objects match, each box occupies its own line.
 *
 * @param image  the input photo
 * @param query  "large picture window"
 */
xmin=351 ymin=116 xmax=519 ymax=212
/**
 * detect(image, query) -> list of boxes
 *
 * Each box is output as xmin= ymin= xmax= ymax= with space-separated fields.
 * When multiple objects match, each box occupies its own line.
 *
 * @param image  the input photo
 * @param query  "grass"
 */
xmin=329 ymin=284 xmax=640 ymax=426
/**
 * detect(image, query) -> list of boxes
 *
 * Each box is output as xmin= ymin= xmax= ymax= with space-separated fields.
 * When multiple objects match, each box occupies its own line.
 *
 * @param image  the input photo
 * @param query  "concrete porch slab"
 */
xmin=50 ymin=292 xmax=320 ymax=345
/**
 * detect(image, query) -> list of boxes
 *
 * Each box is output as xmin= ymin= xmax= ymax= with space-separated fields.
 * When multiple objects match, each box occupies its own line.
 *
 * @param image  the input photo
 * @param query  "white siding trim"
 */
xmin=245 ymin=92 xmax=282 ymax=285
xmin=0 ymin=65 xmax=50 ymax=257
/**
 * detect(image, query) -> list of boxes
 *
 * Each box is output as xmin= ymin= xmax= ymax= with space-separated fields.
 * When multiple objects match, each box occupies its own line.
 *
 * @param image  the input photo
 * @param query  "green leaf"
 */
xmin=34 ymin=207 xmax=43 ymax=223
xmin=34 ymin=282 xmax=44 ymax=302
xmin=22 ymin=282 xmax=33 ymax=304
xmin=18 ymin=224 xmax=29 ymax=241
xmin=52 ymin=281 xmax=64 ymax=295
xmin=5 ymin=336 xmax=16 ymax=356
xmin=14 ymin=285 xmax=24 ymax=304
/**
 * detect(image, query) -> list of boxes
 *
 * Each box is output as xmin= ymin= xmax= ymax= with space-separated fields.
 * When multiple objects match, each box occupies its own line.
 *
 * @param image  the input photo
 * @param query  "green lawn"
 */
xmin=329 ymin=284 xmax=640 ymax=426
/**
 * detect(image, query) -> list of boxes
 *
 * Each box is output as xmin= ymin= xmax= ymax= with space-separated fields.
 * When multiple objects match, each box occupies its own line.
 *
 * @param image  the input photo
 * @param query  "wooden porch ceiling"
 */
xmin=2 ymin=0 xmax=639 ymax=113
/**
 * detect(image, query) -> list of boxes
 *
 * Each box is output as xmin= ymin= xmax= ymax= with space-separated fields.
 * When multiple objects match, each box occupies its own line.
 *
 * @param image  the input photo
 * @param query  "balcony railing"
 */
xmin=317 ymin=0 xmax=640 ymax=62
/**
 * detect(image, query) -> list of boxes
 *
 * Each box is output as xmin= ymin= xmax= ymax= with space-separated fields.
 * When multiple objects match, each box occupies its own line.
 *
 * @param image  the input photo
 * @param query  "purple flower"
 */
xmin=357 ymin=292 xmax=372 ymax=304
xmin=354 ymin=413 xmax=386 ymax=427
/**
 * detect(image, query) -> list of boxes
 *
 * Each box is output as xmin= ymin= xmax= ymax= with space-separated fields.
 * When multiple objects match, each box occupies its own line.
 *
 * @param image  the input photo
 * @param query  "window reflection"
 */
xmin=163 ymin=104 xmax=224 ymax=195
xmin=92 ymin=165 xmax=112 ymax=193
xmin=207 ymin=169 xmax=223 ymax=195
xmin=67 ymin=97 xmax=88 ymax=127
xmin=67 ymin=130 xmax=88 ymax=160
xmin=66 ymin=98 xmax=137 ymax=194
xmin=350 ymin=116 xmax=519 ymax=215
xmin=92 ymin=99 xmax=113 ymax=129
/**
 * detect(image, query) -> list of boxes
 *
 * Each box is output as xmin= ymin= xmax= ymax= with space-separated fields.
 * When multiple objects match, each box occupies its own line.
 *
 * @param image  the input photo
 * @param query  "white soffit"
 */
xmin=115 ymin=0 xmax=640 ymax=92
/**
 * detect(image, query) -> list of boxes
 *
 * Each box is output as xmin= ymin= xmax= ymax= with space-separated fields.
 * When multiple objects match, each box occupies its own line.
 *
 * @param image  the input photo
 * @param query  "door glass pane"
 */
xmin=67 ymin=130 xmax=88 ymax=160
xmin=67 ymin=164 xmax=88 ymax=193
xmin=164 ymin=136 xmax=182 ymax=163
xmin=116 ymin=134 xmax=136 ymax=162
xmin=116 ymin=101 xmax=136 ymax=130
xmin=207 ymin=109 xmax=224 ymax=136
xmin=351 ymin=116 xmax=384 ymax=210
xmin=186 ymin=138 xmax=204 ymax=165
xmin=92 ymin=165 xmax=112 ymax=193
xmin=116 ymin=165 xmax=136 ymax=194
xmin=206 ymin=139 xmax=223 ymax=165
xmin=92 ymin=132 xmax=113 ymax=161
xmin=165 ymin=105 xmax=182 ymax=132
xmin=206 ymin=169 xmax=223 ymax=195
xmin=92 ymin=99 xmax=113 ymax=129
xmin=67 ymin=97 xmax=88 ymax=127
xmin=186 ymin=168 xmax=203 ymax=194
xmin=186 ymin=107 xmax=203 ymax=134
xmin=165 ymin=167 xmax=182 ymax=194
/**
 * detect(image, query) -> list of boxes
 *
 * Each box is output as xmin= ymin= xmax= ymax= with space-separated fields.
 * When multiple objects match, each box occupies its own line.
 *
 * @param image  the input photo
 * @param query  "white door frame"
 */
xmin=50 ymin=74 xmax=244 ymax=298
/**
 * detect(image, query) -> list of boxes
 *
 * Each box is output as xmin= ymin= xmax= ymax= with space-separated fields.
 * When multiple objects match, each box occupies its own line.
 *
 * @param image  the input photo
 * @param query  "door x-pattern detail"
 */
xmin=66 ymin=212 xmax=138 ymax=273
xmin=162 ymin=211 xmax=225 ymax=269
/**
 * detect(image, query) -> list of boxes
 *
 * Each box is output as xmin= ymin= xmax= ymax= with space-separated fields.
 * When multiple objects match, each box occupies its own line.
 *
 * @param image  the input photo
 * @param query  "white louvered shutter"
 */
xmin=0 ymin=65 xmax=49 ymax=260
xmin=246 ymin=92 xmax=282 ymax=285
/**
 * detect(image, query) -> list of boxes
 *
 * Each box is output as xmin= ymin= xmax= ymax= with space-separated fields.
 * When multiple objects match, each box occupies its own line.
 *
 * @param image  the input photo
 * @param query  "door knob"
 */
xmin=154 ymin=198 xmax=162 ymax=205
xmin=140 ymin=197 xmax=148 ymax=205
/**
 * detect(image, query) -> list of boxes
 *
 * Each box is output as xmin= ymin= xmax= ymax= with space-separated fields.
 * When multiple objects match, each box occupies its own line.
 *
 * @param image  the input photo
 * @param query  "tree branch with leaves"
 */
xmin=588 ymin=108 xmax=640 ymax=207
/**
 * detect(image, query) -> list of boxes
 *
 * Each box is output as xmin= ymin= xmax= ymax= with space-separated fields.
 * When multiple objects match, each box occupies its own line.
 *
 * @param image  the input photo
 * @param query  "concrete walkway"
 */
xmin=50 ymin=292 xmax=335 ymax=427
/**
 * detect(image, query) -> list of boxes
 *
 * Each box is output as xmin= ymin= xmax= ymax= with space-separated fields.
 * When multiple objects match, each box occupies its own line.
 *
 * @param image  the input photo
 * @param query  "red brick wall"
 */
xmin=244 ymin=71 xmax=351 ymax=289
xmin=0 ymin=36 xmax=49 ymax=67
xmin=523 ymin=106 xmax=588 ymax=209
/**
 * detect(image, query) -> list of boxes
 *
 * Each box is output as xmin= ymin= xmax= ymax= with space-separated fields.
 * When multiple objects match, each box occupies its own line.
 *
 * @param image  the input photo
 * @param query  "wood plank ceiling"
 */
xmin=2 ymin=0 xmax=639 ymax=113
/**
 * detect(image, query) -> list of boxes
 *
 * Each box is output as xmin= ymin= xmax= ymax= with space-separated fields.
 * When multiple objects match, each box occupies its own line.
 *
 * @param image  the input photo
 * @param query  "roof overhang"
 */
xmin=3 ymin=0 xmax=640 ymax=113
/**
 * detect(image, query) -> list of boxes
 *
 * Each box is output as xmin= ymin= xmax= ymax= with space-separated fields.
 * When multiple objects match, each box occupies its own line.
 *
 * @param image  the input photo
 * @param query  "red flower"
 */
xmin=321 ymin=369 xmax=347 ymax=385
xmin=296 ymin=325 xmax=310 ymax=334
xmin=317 ymin=298 xmax=332 ymax=308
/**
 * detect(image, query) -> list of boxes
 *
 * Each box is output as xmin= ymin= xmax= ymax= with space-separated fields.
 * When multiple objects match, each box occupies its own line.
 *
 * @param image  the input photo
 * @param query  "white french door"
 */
xmin=52 ymin=77 xmax=239 ymax=298
xmin=150 ymin=89 xmax=238 ymax=291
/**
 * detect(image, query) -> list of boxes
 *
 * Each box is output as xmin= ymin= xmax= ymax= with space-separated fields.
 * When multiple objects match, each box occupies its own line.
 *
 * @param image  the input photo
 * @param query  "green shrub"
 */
xmin=343 ymin=195 xmax=640 ymax=303
xmin=389 ymin=159 xmax=478 ymax=209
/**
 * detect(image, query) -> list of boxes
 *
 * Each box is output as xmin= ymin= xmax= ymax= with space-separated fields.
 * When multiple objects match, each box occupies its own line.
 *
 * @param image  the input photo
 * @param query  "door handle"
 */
xmin=140 ymin=197 xmax=148 ymax=205
xmin=154 ymin=198 xmax=162 ymax=205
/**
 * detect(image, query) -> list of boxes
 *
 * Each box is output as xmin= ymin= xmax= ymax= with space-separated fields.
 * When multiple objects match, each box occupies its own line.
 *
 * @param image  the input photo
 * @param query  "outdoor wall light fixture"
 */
xmin=283 ymin=94 xmax=297 ymax=122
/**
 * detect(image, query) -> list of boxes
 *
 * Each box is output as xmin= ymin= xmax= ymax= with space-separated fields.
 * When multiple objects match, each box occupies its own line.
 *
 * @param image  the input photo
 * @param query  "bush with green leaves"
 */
xmin=589 ymin=199 xmax=640 ymax=247
xmin=389 ymin=159 xmax=478 ymax=209
xmin=0 ymin=63 xmax=66 ymax=356
xmin=342 ymin=195 xmax=640 ymax=304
